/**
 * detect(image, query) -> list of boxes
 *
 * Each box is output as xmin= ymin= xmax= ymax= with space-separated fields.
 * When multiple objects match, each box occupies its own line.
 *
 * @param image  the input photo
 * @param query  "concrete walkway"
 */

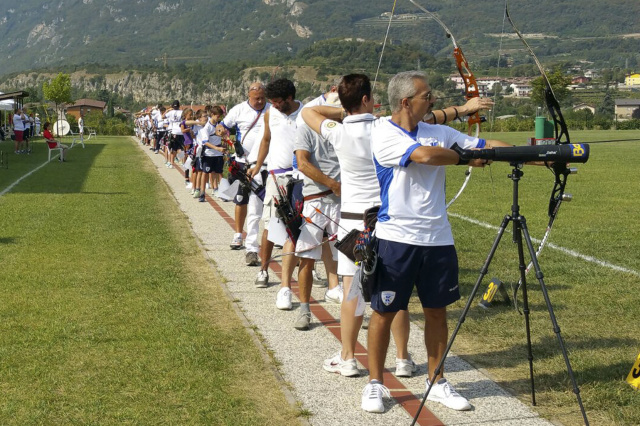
xmin=137 ymin=139 xmax=553 ymax=426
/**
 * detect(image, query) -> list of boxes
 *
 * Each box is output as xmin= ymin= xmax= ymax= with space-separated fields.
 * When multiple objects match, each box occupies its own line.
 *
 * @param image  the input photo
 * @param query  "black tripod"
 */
xmin=412 ymin=162 xmax=589 ymax=426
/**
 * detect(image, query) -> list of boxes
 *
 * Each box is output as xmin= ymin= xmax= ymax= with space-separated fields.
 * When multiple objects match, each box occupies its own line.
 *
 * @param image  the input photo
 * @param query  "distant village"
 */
xmin=448 ymin=72 xmax=640 ymax=120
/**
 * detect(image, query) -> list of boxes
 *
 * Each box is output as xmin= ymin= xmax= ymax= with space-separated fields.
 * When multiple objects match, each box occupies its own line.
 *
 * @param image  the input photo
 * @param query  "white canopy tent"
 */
xmin=0 ymin=94 xmax=14 ymax=130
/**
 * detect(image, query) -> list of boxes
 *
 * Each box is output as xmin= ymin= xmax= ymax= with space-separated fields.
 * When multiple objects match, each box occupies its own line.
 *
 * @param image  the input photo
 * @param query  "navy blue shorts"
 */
xmin=202 ymin=156 xmax=223 ymax=174
xmin=370 ymin=240 xmax=460 ymax=312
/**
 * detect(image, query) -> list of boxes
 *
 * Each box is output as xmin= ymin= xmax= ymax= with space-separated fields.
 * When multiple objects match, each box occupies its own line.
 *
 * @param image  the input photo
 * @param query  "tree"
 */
xmin=107 ymin=98 xmax=115 ymax=118
xmin=597 ymin=89 xmax=615 ymax=118
xmin=43 ymin=73 xmax=72 ymax=136
xmin=530 ymin=69 xmax=571 ymax=108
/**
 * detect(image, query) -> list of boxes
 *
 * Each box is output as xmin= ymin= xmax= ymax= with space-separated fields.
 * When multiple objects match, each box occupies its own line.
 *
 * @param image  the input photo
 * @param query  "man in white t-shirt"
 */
xmin=278 ymin=92 xmax=343 ymax=330
xmin=164 ymin=100 xmax=184 ymax=169
xmin=35 ymin=113 xmax=41 ymax=136
xmin=303 ymin=74 xmax=425 ymax=381
xmin=220 ymin=83 xmax=270 ymax=266
xmin=78 ymin=115 xmax=84 ymax=139
xmin=365 ymin=71 xmax=511 ymax=413
xmin=248 ymin=79 xmax=303 ymax=289
xmin=12 ymin=108 xmax=26 ymax=154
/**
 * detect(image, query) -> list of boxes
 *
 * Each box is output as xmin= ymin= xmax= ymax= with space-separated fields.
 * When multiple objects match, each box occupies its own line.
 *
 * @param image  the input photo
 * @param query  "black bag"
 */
xmin=352 ymin=237 xmax=379 ymax=303
xmin=334 ymin=229 xmax=361 ymax=262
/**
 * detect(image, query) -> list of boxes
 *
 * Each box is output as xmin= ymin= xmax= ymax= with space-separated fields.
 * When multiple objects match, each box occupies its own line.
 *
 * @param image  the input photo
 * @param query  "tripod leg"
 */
xmin=411 ymin=214 xmax=512 ymax=426
xmin=514 ymin=218 xmax=537 ymax=406
xmin=520 ymin=219 xmax=590 ymax=426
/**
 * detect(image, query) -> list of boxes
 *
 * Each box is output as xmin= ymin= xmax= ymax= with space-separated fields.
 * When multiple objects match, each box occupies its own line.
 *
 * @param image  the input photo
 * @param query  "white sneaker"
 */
xmin=426 ymin=378 xmax=472 ymax=411
xmin=324 ymin=284 xmax=343 ymax=304
xmin=293 ymin=311 xmax=311 ymax=330
xmin=206 ymin=182 xmax=211 ymax=189
xmin=255 ymin=270 xmax=269 ymax=288
xmin=323 ymin=352 xmax=359 ymax=377
xmin=276 ymin=287 xmax=292 ymax=310
xmin=230 ymin=233 xmax=243 ymax=250
xmin=312 ymin=269 xmax=327 ymax=287
xmin=395 ymin=355 xmax=417 ymax=377
xmin=361 ymin=381 xmax=390 ymax=413
xmin=186 ymin=182 xmax=193 ymax=190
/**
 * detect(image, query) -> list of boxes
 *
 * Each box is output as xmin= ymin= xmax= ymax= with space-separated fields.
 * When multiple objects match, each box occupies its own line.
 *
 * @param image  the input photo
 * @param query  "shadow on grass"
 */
xmin=455 ymin=335 xmax=636 ymax=370
xmin=0 ymin=237 xmax=17 ymax=244
xmin=3 ymin=142 xmax=106 ymax=194
xmin=495 ymin=359 xmax=635 ymax=398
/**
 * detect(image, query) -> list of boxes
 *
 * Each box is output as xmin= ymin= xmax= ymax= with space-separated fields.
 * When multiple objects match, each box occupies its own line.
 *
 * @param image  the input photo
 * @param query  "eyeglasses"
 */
xmin=408 ymin=91 xmax=433 ymax=102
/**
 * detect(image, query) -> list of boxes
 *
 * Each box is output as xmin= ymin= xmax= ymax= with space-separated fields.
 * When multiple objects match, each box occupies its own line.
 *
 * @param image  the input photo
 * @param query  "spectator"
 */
xmin=43 ymin=121 xmax=69 ymax=162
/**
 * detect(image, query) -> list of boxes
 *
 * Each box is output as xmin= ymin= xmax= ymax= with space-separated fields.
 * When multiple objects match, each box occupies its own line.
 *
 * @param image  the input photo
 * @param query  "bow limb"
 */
xmin=504 ymin=2 xmax=570 ymax=146
xmin=408 ymin=0 xmax=481 ymax=208
xmin=505 ymin=1 xmax=572 ymax=217
xmin=505 ymin=2 xmax=575 ymax=302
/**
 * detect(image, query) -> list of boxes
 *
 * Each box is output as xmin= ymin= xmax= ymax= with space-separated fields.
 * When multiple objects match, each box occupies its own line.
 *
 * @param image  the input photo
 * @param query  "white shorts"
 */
xmin=336 ymin=216 xmax=365 ymax=276
xmin=295 ymin=199 xmax=339 ymax=260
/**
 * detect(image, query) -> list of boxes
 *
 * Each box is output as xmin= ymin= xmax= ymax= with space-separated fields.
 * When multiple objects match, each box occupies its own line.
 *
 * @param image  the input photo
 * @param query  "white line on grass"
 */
xmin=449 ymin=212 xmax=640 ymax=278
xmin=0 ymin=157 xmax=59 ymax=197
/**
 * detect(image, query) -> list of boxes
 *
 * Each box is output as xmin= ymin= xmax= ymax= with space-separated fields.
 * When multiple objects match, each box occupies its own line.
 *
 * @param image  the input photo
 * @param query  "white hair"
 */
xmin=388 ymin=71 xmax=428 ymax=113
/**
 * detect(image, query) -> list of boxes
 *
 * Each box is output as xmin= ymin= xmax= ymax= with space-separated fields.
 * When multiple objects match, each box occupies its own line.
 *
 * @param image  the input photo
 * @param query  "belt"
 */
xmin=303 ymin=189 xmax=333 ymax=202
xmin=340 ymin=211 xmax=363 ymax=220
xmin=270 ymin=167 xmax=293 ymax=175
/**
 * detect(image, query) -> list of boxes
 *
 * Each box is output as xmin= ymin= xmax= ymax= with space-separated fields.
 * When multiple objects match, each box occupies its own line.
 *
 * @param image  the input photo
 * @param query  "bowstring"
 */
xmin=484 ymin=2 xmax=508 ymax=227
xmin=372 ymin=0 xmax=398 ymax=92
xmin=489 ymin=1 xmax=508 ymax=136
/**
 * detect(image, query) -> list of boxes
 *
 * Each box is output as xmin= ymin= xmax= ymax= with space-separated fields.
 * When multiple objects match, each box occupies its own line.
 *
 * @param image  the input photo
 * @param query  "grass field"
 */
xmin=1 ymin=131 xmax=638 ymax=425
xmin=0 ymin=137 xmax=299 ymax=425
xmin=419 ymin=130 xmax=640 ymax=425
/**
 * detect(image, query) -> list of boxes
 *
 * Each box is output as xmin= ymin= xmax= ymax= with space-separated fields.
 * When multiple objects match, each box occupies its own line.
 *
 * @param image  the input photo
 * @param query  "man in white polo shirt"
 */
xmin=220 ymin=83 xmax=270 ymax=267
xmin=302 ymin=74 xmax=418 ymax=380
xmin=248 ymin=78 xmax=303 ymax=288
xmin=304 ymin=72 xmax=503 ymax=411
xmin=364 ymin=70 xmax=511 ymax=413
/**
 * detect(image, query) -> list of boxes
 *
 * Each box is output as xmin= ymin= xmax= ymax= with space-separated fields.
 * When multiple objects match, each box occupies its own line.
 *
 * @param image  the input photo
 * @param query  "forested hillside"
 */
xmin=1 ymin=0 xmax=639 ymax=76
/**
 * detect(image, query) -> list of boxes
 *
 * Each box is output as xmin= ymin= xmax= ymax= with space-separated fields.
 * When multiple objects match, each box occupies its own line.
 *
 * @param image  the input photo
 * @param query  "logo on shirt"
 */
xmin=421 ymin=137 xmax=442 ymax=147
xmin=326 ymin=122 xmax=337 ymax=129
xmin=381 ymin=291 xmax=396 ymax=306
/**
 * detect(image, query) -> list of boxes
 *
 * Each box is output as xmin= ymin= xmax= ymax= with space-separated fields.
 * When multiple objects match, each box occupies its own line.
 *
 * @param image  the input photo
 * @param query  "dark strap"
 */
xmin=303 ymin=189 xmax=333 ymax=202
xmin=270 ymin=167 xmax=293 ymax=175
xmin=242 ymin=108 xmax=264 ymax=145
xmin=340 ymin=211 xmax=363 ymax=221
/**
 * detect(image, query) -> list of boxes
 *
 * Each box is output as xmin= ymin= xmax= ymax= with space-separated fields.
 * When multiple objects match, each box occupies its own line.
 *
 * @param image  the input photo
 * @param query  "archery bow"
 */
xmin=506 ymin=10 xmax=590 ymax=424
xmin=505 ymin=2 xmax=576 ymax=302
xmin=407 ymin=0 xmax=482 ymax=208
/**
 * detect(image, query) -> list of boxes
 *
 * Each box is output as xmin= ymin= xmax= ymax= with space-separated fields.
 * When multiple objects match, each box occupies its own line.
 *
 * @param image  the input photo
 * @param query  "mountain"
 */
xmin=1 ymin=0 xmax=639 ymax=76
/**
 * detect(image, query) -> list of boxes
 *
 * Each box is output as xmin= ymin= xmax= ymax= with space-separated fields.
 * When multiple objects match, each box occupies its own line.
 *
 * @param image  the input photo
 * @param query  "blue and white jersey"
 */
xmin=372 ymin=120 xmax=485 ymax=246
